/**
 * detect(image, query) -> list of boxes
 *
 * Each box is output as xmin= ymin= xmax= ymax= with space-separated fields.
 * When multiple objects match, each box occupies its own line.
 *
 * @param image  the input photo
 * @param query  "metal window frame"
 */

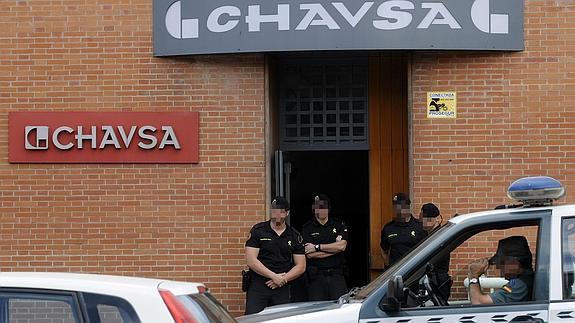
xmin=278 ymin=57 xmax=369 ymax=151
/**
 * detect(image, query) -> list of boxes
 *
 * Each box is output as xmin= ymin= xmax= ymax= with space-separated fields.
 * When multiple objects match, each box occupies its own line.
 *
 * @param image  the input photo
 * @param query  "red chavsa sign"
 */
xmin=9 ymin=112 xmax=199 ymax=163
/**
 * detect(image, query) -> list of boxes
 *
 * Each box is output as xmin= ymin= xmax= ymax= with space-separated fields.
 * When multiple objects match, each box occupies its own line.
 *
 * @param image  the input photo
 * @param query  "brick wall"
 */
xmin=0 ymin=0 xmax=265 ymax=316
xmin=411 ymin=0 xmax=575 ymax=217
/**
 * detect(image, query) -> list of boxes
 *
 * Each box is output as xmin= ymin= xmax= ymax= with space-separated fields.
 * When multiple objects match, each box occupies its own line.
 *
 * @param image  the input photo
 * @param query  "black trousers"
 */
xmin=307 ymin=268 xmax=348 ymax=301
xmin=245 ymin=276 xmax=290 ymax=315
xmin=429 ymin=272 xmax=452 ymax=300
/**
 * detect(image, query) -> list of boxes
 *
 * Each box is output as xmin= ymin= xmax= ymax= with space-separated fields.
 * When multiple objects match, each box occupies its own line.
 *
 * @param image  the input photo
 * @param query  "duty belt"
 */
xmin=308 ymin=266 xmax=344 ymax=276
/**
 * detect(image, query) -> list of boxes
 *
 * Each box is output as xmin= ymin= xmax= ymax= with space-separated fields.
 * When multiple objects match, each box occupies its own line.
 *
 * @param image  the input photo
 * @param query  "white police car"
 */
xmin=0 ymin=272 xmax=237 ymax=323
xmin=239 ymin=176 xmax=575 ymax=323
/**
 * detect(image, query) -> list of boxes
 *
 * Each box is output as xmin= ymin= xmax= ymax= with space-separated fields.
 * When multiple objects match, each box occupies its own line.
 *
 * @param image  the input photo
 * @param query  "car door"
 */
xmin=358 ymin=210 xmax=552 ymax=323
xmin=548 ymin=215 xmax=575 ymax=322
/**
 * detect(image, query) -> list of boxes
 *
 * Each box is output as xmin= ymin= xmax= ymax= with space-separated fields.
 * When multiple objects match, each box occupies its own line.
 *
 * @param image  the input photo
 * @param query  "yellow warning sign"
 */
xmin=427 ymin=92 xmax=456 ymax=119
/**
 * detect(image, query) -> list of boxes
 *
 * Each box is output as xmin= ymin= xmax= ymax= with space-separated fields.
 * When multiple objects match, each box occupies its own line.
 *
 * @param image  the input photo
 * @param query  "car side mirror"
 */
xmin=380 ymin=275 xmax=404 ymax=312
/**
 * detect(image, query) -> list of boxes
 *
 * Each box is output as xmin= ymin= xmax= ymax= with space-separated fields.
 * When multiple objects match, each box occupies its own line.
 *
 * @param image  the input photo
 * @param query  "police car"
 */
xmin=239 ymin=176 xmax=574 ymax=323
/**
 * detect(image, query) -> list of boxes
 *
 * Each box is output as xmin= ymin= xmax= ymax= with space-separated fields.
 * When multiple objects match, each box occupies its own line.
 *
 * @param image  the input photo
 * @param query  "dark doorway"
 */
xmin=287 ymin=150 xmax=370 ymax=293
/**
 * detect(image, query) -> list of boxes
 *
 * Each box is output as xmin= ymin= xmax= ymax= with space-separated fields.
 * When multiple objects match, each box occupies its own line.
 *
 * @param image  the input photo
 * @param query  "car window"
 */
xmin=401 ymin=223 xmax=541 ymax=308
xmin=177 ymin=293 xmax=236 ymax=323
xmin=97 ymin=304 xmax=125 ymax=323
xmin=82 ymin=292 xmax=140 ymax=323
xmin=355 ymin=223 xmax=453 ymax=299
xmin=3 ymin=292 xmax=81 ymax=323
xmin=562 ymin=217 xmax=575 ymax=299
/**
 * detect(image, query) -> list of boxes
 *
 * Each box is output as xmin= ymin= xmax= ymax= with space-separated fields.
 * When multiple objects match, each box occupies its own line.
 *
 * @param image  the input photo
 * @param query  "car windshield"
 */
xmin=177 ymin=292 xmax=237 ymax=323
xmin=351 ymin=222 xmax=453 ymax=299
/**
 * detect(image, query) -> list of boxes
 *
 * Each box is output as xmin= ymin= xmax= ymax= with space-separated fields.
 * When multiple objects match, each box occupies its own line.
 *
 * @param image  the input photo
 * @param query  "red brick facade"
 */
xmin=1 ymin=0 xmax=574 ymax=317
xmin=412 ymin=1 xmax=575 ymax=229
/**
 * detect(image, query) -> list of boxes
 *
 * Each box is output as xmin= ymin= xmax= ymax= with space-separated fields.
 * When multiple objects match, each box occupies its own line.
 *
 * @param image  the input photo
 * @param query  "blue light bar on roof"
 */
xmin=507 ymin=176 xmax=565 ymax=206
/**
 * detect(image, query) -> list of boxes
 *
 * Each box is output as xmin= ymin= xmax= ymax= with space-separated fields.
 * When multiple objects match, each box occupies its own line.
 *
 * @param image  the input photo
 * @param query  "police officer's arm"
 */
xmin=282 ymin=254 xmax=306 ymax=283
xmin=468 ymin=258 xmax=494 ymax=305
xmin=306 ymin=240 xmax=347 ymax=259
xmin=245 ymin=246 xmax=288 ymax=287
xmin=380 ymin=227 xmax=391 ymax=267
xmin=319 ymin=239 xmax=347 ymax=252
xmin=307 ymin=221 xmax=348 ymax=258
xmin=281 ymin=235 xmax=306 ymax=282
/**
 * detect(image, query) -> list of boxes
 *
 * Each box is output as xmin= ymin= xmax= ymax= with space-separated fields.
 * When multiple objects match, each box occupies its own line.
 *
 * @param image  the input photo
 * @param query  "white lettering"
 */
xmin=207 ymin=6 xmax=240 ymax=33
xmin=159 ymin=126 xmax=181 ymax=149
xmin=118 ymin=126 xmax=137 ymax=148
xmin=332 ymin=2 xmax=374 ymax=28
xmin=75 ymin=126 xmax=97 ymax=149
xmin=373 ymin=0 xmax=414 ymax=30
xmin=417 ymin=3 xmax=461 ymax=29
xmin=99 ymin=126 xmax=121 ymax=149
xmin=245 ymin=4 xmax=290 ymax=32
xmin=138 ymin=126 xmax=157 ymax=149
xmin=296 ymin=4 xmax=340 ymax=30
xmin=28 ymin=125 xmax=182 ymax=151
xmin=53 ymin=126 xmax=74 ymax=150
xmin=164 ymin=0 xmax=514 ymax=46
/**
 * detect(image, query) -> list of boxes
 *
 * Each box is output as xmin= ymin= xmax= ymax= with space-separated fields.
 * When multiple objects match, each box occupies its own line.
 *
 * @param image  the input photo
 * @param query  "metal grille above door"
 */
xmin=278 ymin=60 xmax=369 ymax=151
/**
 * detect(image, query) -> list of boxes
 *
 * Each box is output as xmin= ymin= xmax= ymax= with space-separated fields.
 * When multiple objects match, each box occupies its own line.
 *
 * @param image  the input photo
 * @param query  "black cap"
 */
xmin=392 ymin=193 xmax=411 ymax=205
xmin=271 ymin=196 xmax=290 ymax=211
xmin=421 ymin=203 xmax=440 ymax=218
xmin=313 ymin=194 xmax=330 ymax=209
xmin=489 ymin=236 xmax=532 ymax=267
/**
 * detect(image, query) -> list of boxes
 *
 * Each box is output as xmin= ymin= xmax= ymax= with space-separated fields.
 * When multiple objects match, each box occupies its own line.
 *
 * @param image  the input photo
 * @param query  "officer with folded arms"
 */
xmin=302 ymin=194 xmax=348 ymax=301
xmin=244 ymin=197 xmax=306 ymax=314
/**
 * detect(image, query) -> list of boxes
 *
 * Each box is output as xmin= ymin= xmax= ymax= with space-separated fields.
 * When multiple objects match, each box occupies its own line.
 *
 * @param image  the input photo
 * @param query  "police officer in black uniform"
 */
xmin=302 ymin=194 xmax=348 ymax=301
xmin=420 ymin=202 xmax=452 ymax=300
xmin=244 ymin=197 xmax=306 ymax=315
xmin=380 ymin=193 xmax=426 ymax=267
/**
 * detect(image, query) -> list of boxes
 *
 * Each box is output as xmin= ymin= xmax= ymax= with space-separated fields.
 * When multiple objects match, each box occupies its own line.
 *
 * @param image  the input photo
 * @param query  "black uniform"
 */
xmin=428 ymin=226 xmax=452 ymax=300
xmin=380 ymin=217 xmax=426 ymax=266
xmin=429 ymin=253 xmax=452 ymax=300
xmin=301 ymin=217 xmax=348 ymax=301
xmin=244 ymin=220 xmax=305 ymax=315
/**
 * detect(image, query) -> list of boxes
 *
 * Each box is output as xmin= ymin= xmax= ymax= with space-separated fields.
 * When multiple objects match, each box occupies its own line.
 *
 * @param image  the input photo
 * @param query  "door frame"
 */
xmin=265 ymin=53 xmax=411 ymax=281
xmin=368 ymin=54 xmax=410 ymax=279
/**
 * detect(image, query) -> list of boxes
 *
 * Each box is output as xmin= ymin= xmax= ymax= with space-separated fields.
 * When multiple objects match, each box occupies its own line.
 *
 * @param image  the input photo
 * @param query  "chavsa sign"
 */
xmin=153 ymin=0 xmax=524 ymax=56
xmin=9 ymin=112 xmax=200 ymax=164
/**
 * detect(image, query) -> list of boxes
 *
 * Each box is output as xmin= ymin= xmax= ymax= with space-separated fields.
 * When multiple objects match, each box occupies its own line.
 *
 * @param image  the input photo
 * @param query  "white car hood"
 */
xmin=237 ymin=300 xmax=361 ymax=323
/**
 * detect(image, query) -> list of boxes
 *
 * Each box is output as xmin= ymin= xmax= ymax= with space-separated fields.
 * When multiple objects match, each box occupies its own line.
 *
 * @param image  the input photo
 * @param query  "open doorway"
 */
xmin=287 ymin=150 xmax=370 ymax=290
xmin=270 ymin=53 xmax=408 ymax=298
